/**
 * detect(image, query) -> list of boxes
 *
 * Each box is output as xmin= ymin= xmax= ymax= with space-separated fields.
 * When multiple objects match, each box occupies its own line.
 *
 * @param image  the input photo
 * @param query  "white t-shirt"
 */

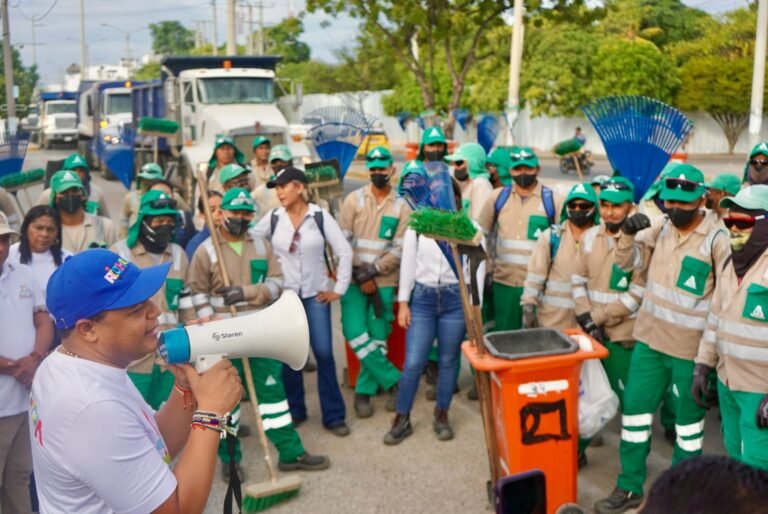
xmin=30 ymin=351 xmax=177 ymax=514
xmin=0 ymin=261 xmax=45 ymax=416
xmin=8 ymin=242 xmax=72 ymax=293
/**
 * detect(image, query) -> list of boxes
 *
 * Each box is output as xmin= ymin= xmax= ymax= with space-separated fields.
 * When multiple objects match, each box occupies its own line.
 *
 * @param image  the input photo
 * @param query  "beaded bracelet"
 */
xmin=191 ymin=410 xmax=228 ymax=439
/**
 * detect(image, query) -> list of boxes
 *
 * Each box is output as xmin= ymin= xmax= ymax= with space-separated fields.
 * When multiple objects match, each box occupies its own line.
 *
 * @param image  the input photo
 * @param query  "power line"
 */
xmin=16 ymin=0 xmax=58 ymax=21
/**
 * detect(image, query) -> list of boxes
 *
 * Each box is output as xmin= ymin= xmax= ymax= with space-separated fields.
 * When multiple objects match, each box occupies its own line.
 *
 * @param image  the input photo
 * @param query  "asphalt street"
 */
xmin=15 ymin=146 xmax=733 ymax=514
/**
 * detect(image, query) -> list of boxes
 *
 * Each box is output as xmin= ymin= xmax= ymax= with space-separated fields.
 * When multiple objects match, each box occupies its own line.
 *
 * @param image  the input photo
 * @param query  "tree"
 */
xmin=133 ymin=62 xmax=161 ymax=80
xmin=149 ymin=21 xmax=195 ymax=56
xmin=677 ymin=57 xmax=751 ymax=153
xmin=263 ymin=17 xmax=311 ymax=63
xmin=589 ymin=37 xmax=680 ymax=103
xmin=0 ymin=47 xmax=39 ymax=111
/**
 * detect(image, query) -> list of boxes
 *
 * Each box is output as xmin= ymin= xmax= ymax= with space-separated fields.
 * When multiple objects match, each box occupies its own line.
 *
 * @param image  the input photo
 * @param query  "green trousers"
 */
xmin=218 ymin=357 xmax=305 ymax=464
xmin=718 ymin=380 xmax=768 ymax=470
xmin=341 ymin=285 xmax=401 ymax=395
xmin=128 ymin=364 xmax=176 ymax=411
xmin=492 ymin=283 xmax=523 ymax=332
xmin=578 ymin=340 xmax=634 ymax=453
xmin=617 ymin=342 xmax=706 ymax=495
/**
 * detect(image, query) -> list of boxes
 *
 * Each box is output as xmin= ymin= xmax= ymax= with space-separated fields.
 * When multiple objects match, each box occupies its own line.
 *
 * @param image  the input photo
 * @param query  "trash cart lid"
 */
xmin=485 ymin=328 xmax=578 ymax=361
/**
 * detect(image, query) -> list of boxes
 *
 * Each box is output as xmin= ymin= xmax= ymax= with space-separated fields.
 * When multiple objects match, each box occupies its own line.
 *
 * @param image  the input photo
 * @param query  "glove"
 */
xmin=691 ymin=363 xmax=714 ymax=409
xmin=575 ymin=312 xmax=605 ymax=342
xmin=522 ymin=304 xmax=538 ymax=329
xmin=621 ymin=213 xmax=651 ymax=236
xmin=215 ymin=286 xmax=245 ymax=306
xmin=352 ymin=263 xmax=378 ymax=285
xmin=756 ymin=394 xmax=768 ymax=429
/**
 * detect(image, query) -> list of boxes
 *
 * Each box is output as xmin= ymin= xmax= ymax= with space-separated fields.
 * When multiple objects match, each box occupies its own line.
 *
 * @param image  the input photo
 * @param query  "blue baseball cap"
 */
xmin=46 ymin=249 xmax=170 ymax=330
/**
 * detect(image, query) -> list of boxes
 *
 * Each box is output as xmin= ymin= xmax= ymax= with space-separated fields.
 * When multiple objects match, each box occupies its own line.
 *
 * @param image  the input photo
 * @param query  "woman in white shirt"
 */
xmin=252 ymin=166 xmax=354 ymax=436
xmin=9 ymin=205 xmax=72 ymax=292
xmin=384 ymin=179 xmax=485 ymax=444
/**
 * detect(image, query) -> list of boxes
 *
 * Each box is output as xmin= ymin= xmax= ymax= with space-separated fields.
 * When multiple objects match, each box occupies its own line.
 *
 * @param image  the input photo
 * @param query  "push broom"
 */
xmin=399 ymin=162 xmax=502 ymax=499
xmin=197 ymin=171 xmax=301 ymax=512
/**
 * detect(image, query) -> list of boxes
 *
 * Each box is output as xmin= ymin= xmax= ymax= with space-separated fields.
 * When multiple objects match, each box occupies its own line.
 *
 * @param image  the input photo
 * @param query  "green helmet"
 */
xmin=127 ymin=189 xmax=179 ymax=248
xmin=269 ymin=144 xmax=293 ymax=163
xmin=743 ymin=141 xmax=768 ymax=184
xmin=642 ymin=162 xmax=684 ymax=201
xmin=416 ymin=126 xmax=448 ymax=161
xmin=252 ymin=135 xmax=271 ymax=149
xmin=221 ymin=187 xmax=256 ymax=212
xmin=562 ymin=182 xmax=600 ymax=224
xmin=445 ymin=143 xmax=489 ymax=180
xmin=487 ymin=148 xmax=512 ymax=186
xmin=63 ymin=153 xmax=89 ymax=172
xmin=219 ymin=163 xmax=250 ymax=187
xmin=137 ymin=162 xmax=164 ymax=188
xmin=208 ymin=135 xmax=246 ymax=170
xmin=49 ymin=169 xmax=86 ymax=206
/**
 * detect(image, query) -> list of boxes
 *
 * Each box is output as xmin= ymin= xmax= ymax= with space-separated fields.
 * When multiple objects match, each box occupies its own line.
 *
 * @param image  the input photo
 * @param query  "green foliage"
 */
xmin=590 ymin=38 xmax=680 ymax=103
xmin=409 ymin=208 xmax=478 ymax=241
xmin=0 ymin=47 xmax=39 ymax=110
xmin=149 ymin=21 xmax=195 ymax=56
xmin=264 ymin=17 xmax=311 ymax=64
xmin=133 ymin=62 xmax=161 ymax=80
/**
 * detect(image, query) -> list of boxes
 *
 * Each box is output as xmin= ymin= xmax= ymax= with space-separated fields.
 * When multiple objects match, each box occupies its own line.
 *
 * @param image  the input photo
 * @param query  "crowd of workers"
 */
xmin=1 ymin=127 xmax=768 ymax=513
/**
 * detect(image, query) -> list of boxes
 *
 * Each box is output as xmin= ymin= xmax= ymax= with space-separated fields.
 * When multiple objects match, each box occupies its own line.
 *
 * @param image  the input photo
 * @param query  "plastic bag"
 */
xmin=576 ymin=335 xmax=619 ymax=439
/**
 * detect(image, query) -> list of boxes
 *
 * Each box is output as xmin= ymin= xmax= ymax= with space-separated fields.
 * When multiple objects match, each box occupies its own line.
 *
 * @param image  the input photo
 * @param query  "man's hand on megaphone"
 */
xmin=185 ymin=359 xmax=243 ymax=416
xmin=215 ymin=286 xmax=246 ymax=306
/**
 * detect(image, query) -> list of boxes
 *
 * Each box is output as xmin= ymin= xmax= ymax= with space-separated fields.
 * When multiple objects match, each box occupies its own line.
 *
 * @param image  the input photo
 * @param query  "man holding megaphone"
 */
xmin=30 ymin=249 xmax=243 ymax=514
xmin=188 ymin=187 xmax=330 ymax=481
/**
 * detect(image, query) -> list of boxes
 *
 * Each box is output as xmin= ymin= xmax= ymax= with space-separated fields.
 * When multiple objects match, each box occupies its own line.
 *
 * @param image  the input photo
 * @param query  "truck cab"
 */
xmin=38 ymin=92 xmax=78 ymax=149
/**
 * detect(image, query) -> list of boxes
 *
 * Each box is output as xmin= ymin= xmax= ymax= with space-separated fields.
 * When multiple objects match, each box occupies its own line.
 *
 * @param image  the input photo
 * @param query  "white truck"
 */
xmin=131 ymin=56 xmax=308 ymax=200
xmin=38 ymin=92 xmax=78 ymax=149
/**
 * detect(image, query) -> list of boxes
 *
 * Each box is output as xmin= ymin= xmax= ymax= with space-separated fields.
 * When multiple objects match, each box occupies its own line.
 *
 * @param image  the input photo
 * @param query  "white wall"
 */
xmin=278 ymin=91 xmax=768 ymax=155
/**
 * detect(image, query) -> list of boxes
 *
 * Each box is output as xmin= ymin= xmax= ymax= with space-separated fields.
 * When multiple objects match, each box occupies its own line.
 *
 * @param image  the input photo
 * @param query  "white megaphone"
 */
xmin=157 ymin=290 xmax=309 ymax=372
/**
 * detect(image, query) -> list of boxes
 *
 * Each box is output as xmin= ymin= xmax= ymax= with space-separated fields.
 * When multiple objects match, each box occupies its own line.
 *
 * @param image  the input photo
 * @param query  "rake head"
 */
xmin=303 ymin=106 xmax=375 ymax=179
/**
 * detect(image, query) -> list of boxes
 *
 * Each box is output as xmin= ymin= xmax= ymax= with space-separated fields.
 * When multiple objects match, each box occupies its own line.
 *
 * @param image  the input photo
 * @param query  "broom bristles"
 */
xmin=138 ymin=117 xmax=180 ymax=135
xmin=242 ymin=474 xmax=302 ymax=513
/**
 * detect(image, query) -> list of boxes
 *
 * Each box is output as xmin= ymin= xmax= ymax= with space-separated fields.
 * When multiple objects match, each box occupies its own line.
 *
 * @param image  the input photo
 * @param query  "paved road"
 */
xmin=18 ymin=147 xmax=730 ymax=514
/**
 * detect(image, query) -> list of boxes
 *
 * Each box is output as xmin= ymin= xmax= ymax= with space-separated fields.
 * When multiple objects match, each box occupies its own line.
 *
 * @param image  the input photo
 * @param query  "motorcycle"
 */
xmin=559 ymin=150 xmax=594 ymax=176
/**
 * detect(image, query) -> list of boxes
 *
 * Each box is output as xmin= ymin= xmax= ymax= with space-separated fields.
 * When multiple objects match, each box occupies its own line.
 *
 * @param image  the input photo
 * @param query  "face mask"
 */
xmin=453 ymin=168 xmax=469 ymax=181
xmin=567 ymin=208 xmax=595 ymax=228
xmin=56 ymin=195 xmax=83 ymax=214
xmin=370 ymin=173 xmax=390 ymax=189
xmin=605 ymin=219 xmax=626 ymax=233
xmin=424 ymin=150 xmax=445 ymax=162
xmin=705 ymin=198 xmax=714 ymax=210
xmin=668 ymin=207 xmax=699 ymax=229
xmin=140 ymin=221 xmax=174 ymax=252
xmin=224 ymin=216 xmax=250 ymax=236
xmin=512 ymin=173 xmax=536 ymax=188
xmin=729 ymin=230 xmax=751 ymax=252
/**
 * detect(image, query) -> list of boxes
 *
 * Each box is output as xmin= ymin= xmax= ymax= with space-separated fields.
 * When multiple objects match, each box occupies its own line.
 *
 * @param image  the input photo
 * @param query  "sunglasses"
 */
xmin=750 ymin=159 xmax=768 ymax=168
xmin=452 ymin=160 xmax=465 ymax=167
xmin=567 ymin=201 xmax=594 ymax=211
xmin=366 ymin=155 xmax=391 ymax=162
xmin=723 ymin=215 xmax=765 ymax=230
xmin=600 ymin=181 xmax=631 ymax=191
xmin=289 ymin=230 xmax=301 ymax=254
xmin=665 ymin=177 xmax=703 ymax=192
xmin=149 ymin=198 xmax=177 ymax=210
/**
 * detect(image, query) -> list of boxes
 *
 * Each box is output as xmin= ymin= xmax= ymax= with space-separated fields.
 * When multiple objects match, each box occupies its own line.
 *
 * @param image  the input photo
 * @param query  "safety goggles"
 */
xmin=665 ymin=178 xmax=703 ymax=192
xmin=750 ymin=158 xmax=768 ymax=168
xmin=600 ymin=181 xmax=632 ymax=191
xmin=510 ymin=150 xmax=535 ymax=161
xmin=366 ymin=155 xmax=391 ymax=162
xmin=149 ymin=198 xmax=177 ymax=210
xmin=567 ymin=201 xmax=594 ymax=211
xmin=723 ymin=215 xmax=765 ymax=230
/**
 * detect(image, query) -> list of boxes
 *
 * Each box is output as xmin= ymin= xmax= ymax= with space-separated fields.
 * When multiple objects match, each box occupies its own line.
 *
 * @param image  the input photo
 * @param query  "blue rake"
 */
xmin=303 ymin=107 xmax=373 ymax=179
xmin=581 ymin=96 xmax=692 ymax=202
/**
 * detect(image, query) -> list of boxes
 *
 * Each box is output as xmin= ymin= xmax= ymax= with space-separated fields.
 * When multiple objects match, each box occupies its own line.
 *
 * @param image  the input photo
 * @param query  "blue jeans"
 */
xmin=283 ymin=296 xmax=347 ymax=427
xmin=396 ymin=283 xmax=466 ymax=412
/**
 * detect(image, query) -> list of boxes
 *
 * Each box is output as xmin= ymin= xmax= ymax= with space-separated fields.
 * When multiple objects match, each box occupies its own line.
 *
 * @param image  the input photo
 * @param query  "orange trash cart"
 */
xmin=344 ymin=302 xmax=406 ymax=388
xmin=462 ymin=328 xmax=608 ymax=513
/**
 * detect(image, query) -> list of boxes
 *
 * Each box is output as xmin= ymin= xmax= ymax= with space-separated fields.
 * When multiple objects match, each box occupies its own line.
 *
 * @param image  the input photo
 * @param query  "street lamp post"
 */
xmin=67 ymin=37 xmax=108 ymax=78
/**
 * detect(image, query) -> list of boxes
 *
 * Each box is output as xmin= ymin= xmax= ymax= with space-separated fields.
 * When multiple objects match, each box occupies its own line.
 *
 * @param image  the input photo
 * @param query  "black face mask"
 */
xmin=605 ymin=219 xmax=626 ymax=233
xmin=139 ymin=221 xmax=175 ymax=253
xmin=668 ymin=207 xmax=699 ymax=229
xmin=568 ymin=208 xmax=595 ymax=228
xmin=424 ymin=150 xmax=446 ymax=162
xmin=56 ymin=195 xmax=83 ymax=214
xmin=224 ymin=216 xmax=250 ymax=236
xmin=512 ymin=173 xmax=537 ymax=189
xmin=705 ymin=198 xmax=714 ymax=210
xmin=453 ymin=168 xmax=469 ymax=181
xmin=371 ymin=173 xmax=390 ymax=189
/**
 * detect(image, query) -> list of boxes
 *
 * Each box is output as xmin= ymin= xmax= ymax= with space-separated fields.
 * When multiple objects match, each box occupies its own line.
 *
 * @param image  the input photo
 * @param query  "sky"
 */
xmin=8 ymin=0 xmax=751 ymax=88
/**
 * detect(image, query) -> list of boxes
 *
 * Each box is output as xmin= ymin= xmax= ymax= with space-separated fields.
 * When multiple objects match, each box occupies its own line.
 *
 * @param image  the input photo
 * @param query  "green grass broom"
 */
xmin=197 ymin=171 xmax=302 ymax=512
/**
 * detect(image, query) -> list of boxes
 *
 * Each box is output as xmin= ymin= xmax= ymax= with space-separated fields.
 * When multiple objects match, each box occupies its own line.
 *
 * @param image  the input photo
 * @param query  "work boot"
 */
xmin=385 ymin=385 xmax=399 ymax=412
xmin=594 ymin=487 xmax=643 ymax=514
xmin=425 ymin=360 xmax=438 ymax=385
xmin=221 ymin=461 xmax=245 ymax=482
xmin=354 ymin=394 xmax=373 ymax=418
xmin=433 ymin=408 xmax=454 ymax=441
xmin=278 ymin=452 xmax=330 ymax=471
xmin=326 ymin=422 xmax=351 ymax=437
xmin=589 ymin=433 xmax=604 ymax=447
xmin=578 ymin=450 xmax=588 ymax=469
xmin=467 ymin=383 xmax=478 ymax=401
xmin=384 ymin=413 xmax=413 ymax=445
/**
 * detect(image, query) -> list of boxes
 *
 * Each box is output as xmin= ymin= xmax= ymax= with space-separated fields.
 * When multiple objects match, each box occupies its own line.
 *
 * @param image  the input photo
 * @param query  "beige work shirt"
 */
xmin=615 ymin=213 xmax=730 ymax=360
xmin=111 ymin=240 xmax=195 ymax=373
xmin=521 ymin=221 xmax=580 ymax=330
xmin=338 ymin=185 xmax=411 ymax=288
xmin=460 ymin=177 xmax=493 ymax=222
xmin=188 ymin=230 xmax=283 ymax=318
xmin=250 ymin=160 xmax=273 ymax=188
xmin=62 ymin=213 xmax=117 ymax=254
xmin=571 ymin=223 xmax=647 ymax=343
xmin=696 ymin=252 xmax=768 ymax=393
xmin=0 ymin=187 xmax=20 ymax=230
xmin=477 ymin=182 xmax=564 ymax=288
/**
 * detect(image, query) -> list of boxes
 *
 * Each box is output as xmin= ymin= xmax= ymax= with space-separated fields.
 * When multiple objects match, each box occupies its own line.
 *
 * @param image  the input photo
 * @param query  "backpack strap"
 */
xmin=549 ymin=224 xmax=563 ymax=260
xmin=313 ymin=209 xmax=326 ymax=241
xmin=266 ymin=209 xmax=279 ymax=243
xmin=493 ymin=186 xmax=512 ymax=226
xmin=541 ymin=185 xmax=556 ymax=225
